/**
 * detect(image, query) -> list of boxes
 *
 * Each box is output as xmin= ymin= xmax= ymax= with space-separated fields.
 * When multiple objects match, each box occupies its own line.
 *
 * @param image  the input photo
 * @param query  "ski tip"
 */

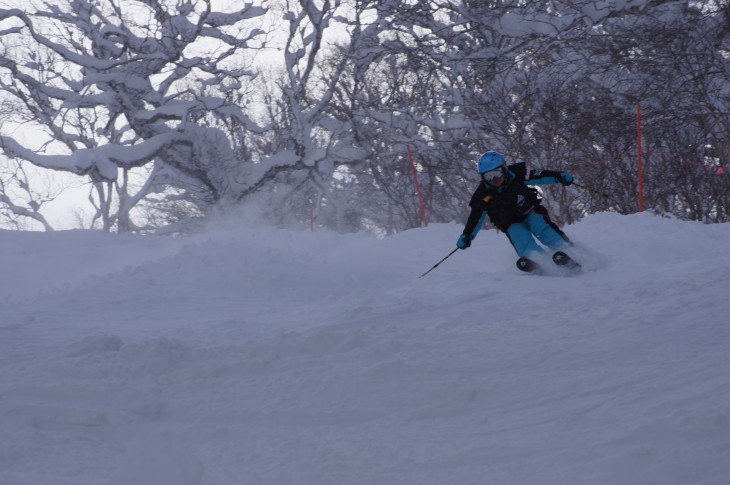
xmin=516 ymin=257 xmax=543 ymax=274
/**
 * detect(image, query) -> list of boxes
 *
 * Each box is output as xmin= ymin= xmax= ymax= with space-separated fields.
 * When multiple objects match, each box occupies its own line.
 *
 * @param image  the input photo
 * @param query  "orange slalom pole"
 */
xmin=637 ymin=103 xmax=644 ymax=212
xmin=407 ymin=144 xmax=428 ymax=227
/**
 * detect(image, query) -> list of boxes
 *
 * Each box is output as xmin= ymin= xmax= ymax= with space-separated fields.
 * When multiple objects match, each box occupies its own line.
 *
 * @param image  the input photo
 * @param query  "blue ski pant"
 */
xmin=506 ymin=206 xmax=570 ymax=258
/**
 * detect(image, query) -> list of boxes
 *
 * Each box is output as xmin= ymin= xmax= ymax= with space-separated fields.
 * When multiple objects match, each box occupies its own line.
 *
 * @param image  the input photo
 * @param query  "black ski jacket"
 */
xmin=463 ymin=162 xmax=565 ymax=234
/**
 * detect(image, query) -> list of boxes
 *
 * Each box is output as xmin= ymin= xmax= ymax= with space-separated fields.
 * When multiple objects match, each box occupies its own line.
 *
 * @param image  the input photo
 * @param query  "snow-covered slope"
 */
xmin=1 ymin=212 xmax=729 ymax=485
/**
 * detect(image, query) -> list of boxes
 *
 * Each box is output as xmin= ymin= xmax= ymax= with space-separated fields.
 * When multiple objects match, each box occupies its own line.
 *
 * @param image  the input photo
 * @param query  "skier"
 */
xmin=456 ymin=150 xmax=578 ymax=273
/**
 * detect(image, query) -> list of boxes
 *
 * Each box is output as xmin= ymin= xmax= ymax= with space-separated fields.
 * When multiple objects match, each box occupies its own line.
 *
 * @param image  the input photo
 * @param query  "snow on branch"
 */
xmin=0 ymin=131 xmax=193 ymax=181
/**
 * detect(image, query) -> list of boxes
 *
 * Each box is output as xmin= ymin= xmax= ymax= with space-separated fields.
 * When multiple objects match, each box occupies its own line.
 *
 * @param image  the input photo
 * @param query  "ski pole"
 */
xmin=419 ymin=248 xmax=459 ymax=278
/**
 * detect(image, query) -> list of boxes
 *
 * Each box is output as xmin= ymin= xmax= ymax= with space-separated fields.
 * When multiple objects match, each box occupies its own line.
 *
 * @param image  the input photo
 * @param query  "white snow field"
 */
xmin=1 ymin=212 xmax=729 ymax=485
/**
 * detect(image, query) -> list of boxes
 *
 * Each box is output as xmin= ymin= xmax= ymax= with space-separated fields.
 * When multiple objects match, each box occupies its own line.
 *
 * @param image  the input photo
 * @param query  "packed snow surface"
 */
xmin=1 ymin=212 xmax=729 ymax=485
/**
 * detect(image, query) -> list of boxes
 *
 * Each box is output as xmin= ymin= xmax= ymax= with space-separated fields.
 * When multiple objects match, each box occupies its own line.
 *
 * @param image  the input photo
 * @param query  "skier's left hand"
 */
xmin=558 ymin=172 xmax=573 ymax=186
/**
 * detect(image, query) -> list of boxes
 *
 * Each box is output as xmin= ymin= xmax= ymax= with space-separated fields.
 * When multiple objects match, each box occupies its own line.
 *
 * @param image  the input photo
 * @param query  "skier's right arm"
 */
xmin=457 ymin=209 xmax=487 ymax=249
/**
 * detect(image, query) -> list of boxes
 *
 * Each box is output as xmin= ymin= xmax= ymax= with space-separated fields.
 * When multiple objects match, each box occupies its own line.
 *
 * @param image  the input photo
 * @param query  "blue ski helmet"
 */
xmin=478 ymin=151 xmax=506 ymax=174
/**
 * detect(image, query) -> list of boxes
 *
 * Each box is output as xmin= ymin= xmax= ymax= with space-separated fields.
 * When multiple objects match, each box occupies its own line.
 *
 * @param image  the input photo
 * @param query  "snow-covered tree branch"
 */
xmin=0 ymin=0 xmax=269 ymax=231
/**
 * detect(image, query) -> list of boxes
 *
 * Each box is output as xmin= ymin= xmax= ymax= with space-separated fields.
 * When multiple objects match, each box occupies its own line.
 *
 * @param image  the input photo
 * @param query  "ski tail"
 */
xmin=552 ymin=251 xmax=581 ymax=270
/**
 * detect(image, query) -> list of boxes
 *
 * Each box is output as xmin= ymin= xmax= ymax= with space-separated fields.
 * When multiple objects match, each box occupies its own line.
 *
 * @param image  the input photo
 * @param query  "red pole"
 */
xmin=407 ymin=144 xmax=428 ymax=227
xmin=637 ymin=103 xmax=644 ymax=212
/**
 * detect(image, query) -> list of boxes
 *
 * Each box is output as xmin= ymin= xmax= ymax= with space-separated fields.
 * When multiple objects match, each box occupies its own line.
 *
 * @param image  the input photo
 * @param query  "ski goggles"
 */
xmin=481 ymin=165 xmax=505 ymax=181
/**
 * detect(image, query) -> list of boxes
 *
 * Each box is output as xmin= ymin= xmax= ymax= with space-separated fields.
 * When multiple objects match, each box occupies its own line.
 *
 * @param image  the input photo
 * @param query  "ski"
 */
xmin=517 ymin=252 xmax=582 ymax=275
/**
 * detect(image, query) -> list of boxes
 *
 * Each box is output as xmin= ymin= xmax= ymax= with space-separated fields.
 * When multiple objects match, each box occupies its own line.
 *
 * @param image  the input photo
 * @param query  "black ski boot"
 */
xmin=516 ymin=257 xmax=543 ymax=274
xmin=552 ymin=251 xmax=581 ymax=270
